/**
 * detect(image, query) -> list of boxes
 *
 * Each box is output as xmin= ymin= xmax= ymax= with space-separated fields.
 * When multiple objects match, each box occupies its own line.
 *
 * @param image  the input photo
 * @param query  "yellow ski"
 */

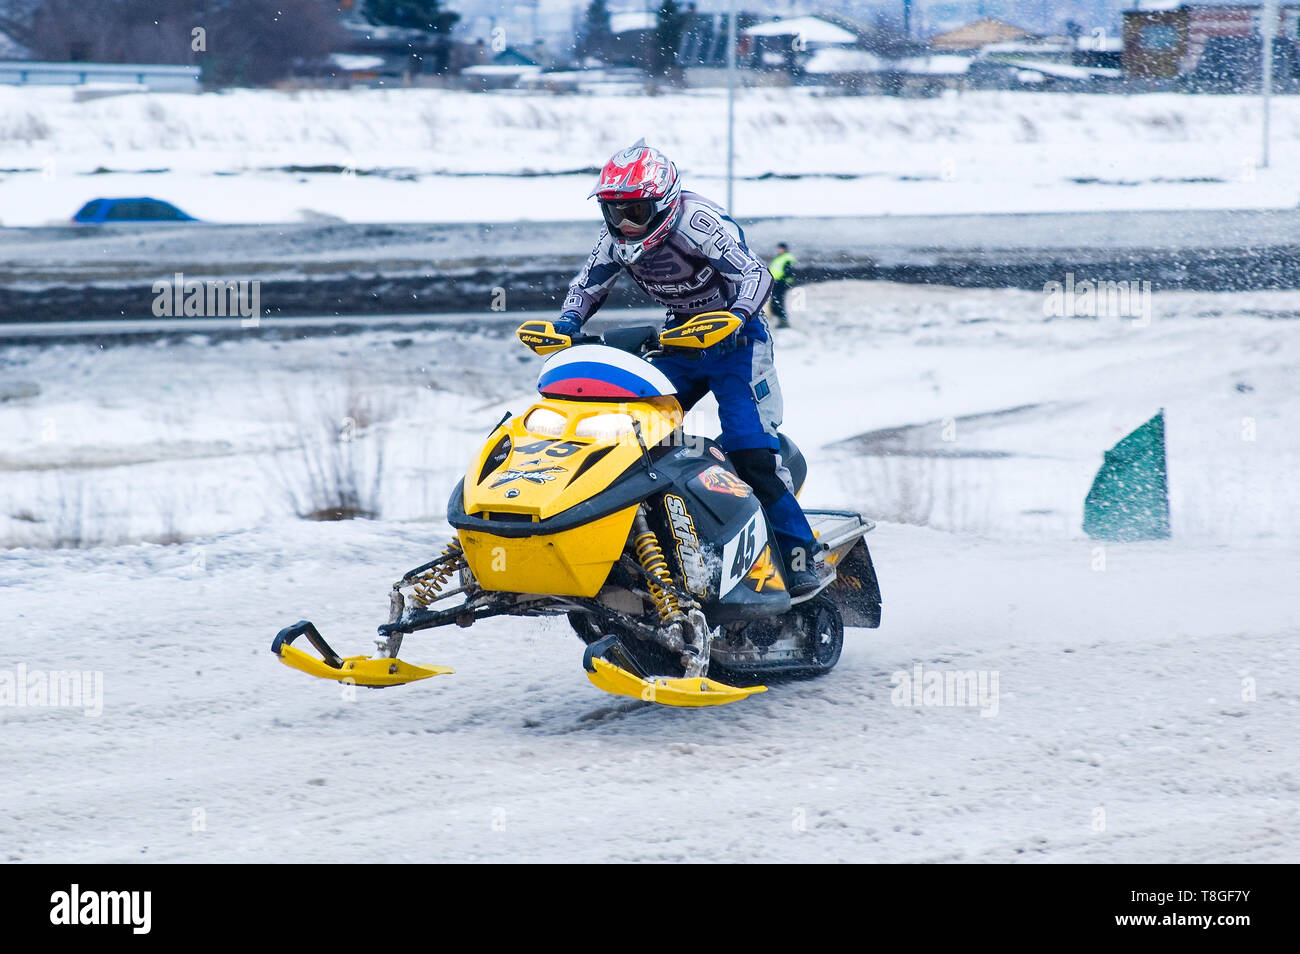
xmin=585 ymin=656 xmax=765 ymax=708
xmin=271 ymin=620 xmax=452 ymax=688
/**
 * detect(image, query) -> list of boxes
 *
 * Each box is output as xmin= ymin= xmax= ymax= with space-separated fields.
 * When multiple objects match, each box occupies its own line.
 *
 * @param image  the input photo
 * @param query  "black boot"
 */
xmin=784 ymin=542 xmax=825 ymax=597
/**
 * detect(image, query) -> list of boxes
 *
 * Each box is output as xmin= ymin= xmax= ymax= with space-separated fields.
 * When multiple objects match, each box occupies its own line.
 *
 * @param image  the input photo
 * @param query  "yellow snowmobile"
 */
xmin=271 ymin=313 xmax=881 ymax=708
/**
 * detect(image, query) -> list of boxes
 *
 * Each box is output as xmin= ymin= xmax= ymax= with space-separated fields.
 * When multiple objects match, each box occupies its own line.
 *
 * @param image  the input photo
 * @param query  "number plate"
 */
xmin=720 ymin=513 xmax=767 ymax=597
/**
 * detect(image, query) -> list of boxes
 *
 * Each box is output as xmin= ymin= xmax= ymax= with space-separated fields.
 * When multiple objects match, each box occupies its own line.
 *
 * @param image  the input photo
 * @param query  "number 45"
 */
xmin=731 ymin=518 xmax=757 ymax=579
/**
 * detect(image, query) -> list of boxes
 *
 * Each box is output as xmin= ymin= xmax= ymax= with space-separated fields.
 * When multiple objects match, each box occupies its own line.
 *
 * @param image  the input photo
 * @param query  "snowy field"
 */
xmin=3 ymin=86 xmax=1300 ymax=225
xmin=1 ymin=280 xmax=1297 ymax=862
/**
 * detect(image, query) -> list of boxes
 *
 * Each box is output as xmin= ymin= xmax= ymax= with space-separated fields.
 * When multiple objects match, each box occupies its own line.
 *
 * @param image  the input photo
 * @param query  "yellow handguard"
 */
xmin=658 ymin=311 xmax=744 ymax=350
xmin=517 ymin=320 xmax=573 ymax=356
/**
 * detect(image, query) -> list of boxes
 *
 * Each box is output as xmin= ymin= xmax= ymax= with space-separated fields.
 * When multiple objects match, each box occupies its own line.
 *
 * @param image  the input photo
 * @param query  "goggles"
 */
xmin=601 ymin=198 xmax=656 ymax=234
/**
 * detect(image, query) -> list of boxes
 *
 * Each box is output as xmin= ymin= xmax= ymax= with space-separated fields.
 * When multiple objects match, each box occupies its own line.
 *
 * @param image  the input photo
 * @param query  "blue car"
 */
xmin=72 ymin=197 xmax=197 ymax=224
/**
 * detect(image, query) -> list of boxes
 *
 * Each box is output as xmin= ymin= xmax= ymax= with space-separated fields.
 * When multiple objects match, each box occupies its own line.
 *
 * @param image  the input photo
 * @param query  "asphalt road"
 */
xmin=5 ymin=208 xmax=1300 ymax=322
xmin=0 ymin=307 xmax=665 ymax=345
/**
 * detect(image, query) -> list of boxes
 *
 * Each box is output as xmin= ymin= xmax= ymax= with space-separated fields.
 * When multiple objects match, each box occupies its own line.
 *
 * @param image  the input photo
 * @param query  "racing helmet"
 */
xmin=589 ymin=140 xmax=683 ymax=265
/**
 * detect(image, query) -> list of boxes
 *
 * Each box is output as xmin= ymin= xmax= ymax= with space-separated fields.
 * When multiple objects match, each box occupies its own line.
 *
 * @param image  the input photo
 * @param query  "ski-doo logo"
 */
xmin=491 ymin=466 xmax=565 ymax=488
xmin=664 ymin=494 xmax=710 ymax=596
xmin=50 ymin=884 xmax=151 ymax=934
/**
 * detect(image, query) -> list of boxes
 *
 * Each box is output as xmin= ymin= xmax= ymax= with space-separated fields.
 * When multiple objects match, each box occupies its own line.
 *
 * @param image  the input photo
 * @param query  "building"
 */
xmin=929 ymin=17 xmax=1038 ymax=51
xmin=1123 ymin=3 xmax=1300 ymax=85
xmin=326 ymin=1 xmax=458 ymax=83
xmin=740 ymin=15 xmax=858 ymax=74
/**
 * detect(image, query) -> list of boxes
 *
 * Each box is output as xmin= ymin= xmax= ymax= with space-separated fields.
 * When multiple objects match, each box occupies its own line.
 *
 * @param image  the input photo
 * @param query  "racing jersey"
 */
xmin=563 ymin=191 xmax=774 ymax=339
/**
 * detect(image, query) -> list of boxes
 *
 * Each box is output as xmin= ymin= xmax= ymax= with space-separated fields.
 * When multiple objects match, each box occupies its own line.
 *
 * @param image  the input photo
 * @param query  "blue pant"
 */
xmin=652 ymin=338 xmax=815 ymax=554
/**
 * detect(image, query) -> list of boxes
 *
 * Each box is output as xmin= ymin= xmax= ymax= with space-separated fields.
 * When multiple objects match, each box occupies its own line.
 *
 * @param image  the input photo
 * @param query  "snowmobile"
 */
xmin=271 ymin=313 xmax=882 ymax=707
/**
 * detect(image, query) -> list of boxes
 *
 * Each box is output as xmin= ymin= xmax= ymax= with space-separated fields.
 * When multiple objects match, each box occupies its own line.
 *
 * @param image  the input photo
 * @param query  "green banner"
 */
xmin=1082 ymin=410 xmax=1171 ymax=541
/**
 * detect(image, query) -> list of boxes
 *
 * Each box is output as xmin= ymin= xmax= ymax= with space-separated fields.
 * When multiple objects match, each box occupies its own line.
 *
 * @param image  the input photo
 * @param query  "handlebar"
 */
xmin=517 ymin=312 xmax=743 ymax=358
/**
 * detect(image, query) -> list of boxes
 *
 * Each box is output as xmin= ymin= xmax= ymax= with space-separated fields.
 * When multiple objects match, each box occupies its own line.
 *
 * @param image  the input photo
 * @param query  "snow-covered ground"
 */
xmin=2 ymin=86 xmax=1300 ymax=225
xmin=1 ymin=280 xmax=1297 ymax=862
xmin=4 ymin=519 xmax=1295 ymax=863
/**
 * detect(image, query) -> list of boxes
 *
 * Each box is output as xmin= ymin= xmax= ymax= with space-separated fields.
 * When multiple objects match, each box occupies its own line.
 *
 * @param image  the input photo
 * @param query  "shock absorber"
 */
xmin=632 ymin=510 xmax=683 ymax=625
xmin=409 ymin=539 xmax=464 ymax=608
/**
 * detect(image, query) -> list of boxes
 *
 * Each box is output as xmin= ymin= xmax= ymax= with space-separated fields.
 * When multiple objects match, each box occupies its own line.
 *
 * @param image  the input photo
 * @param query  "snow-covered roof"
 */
xmin=1074 ymin=35 xmax=1124 ymax=53
xmin=461 ymin=64 xmax=543 ymax=77
xmin=610 ymin=12 xmax=657 ymax=34
xmin=803 ymin=47 xmax=887 ymax=74
xmin=894 ymin=54 xmax=973 ymax=75
xmin=341 ymin=20 xmax=431 ymax=43
xmin=743 ymin=16 xmax=857 ymax=45
xmin=0 ymin=30 xmax=30 ymax=60
xmin=930 ymin=17 xmax=1036 ymax=50
xmin=1000 ymin=58 xmax=1122 ymax=81
xmin=522 ymin=68 xmax=645 ymax=83
xmin=980 ymin=39 xmax=1071 ymax=56
xmin=330 ymin=54 xmax=386 ymax=72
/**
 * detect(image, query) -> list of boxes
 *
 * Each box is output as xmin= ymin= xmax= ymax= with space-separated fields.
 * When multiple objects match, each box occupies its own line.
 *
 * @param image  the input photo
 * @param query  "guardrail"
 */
xmin=0 ymin=60 xmax=200 ymax=92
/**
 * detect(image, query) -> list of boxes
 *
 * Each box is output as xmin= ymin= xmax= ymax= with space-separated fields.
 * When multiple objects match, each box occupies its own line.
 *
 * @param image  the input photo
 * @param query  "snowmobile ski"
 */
xmin=272 ymin=620 xmax=452 ymax=688
xmin=582 ymin=635 xmax=766 ymax=707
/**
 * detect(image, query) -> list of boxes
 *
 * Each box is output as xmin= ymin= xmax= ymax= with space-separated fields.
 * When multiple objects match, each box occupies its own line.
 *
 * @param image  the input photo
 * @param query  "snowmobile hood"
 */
xmin=461 ymin=394 xmax=683 ymax=525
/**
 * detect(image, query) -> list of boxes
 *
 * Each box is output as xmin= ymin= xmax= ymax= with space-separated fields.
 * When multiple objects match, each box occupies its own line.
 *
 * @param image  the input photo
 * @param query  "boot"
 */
xmin=785 ymin=541 xmax=826 ymax=597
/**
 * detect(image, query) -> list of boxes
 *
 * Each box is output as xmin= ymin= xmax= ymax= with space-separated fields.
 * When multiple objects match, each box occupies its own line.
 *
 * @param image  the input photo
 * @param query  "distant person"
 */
xmin=768 ymin=243 xmax=796 ymax=328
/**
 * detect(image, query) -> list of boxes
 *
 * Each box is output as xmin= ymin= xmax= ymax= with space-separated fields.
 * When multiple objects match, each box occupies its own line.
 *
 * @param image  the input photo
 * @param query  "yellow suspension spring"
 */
xmin=633 ymin=529 xmax=682 ymax=623
xmin=410 ymin=540 xmax=464 ymax=608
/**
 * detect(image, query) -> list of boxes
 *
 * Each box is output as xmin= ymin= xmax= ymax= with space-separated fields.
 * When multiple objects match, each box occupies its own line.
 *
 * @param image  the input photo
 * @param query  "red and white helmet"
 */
xmin=589 ymin=140 xmax=682 ymax=265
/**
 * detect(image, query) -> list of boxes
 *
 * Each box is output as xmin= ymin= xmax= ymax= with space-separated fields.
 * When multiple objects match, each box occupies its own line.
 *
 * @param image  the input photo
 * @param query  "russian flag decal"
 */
xmin=538 ymin=345 xmax=677 ymax=400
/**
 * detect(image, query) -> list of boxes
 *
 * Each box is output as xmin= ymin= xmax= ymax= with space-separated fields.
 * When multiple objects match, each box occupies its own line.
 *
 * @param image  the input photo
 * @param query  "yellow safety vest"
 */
xmin=769 ymin=252 xmax=796 ymax=282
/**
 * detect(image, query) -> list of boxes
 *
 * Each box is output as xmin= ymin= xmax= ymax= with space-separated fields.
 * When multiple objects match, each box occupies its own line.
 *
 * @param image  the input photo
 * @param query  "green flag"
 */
xmin=1083 ymin=410 xmax=1171 ymax=541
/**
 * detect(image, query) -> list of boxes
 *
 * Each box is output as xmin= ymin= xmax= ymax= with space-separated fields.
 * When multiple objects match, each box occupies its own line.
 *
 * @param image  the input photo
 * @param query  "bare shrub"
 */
xmin=268 ymin=382 xmax=392 ymax=521
xmin=44 ymin=474 xmax=112 ymax=549
xmin=836 ymin=454 xmax=937 ymax=528
xmin=149 ymin=488 xmax=186 ymax=545
xmin=0 ymin=112 xmax=51 ymax=145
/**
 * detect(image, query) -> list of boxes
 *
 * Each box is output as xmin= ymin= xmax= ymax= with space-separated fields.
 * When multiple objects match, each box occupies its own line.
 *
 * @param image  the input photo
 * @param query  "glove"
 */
xmin=553 ymin=313 xmax=582 ymax=338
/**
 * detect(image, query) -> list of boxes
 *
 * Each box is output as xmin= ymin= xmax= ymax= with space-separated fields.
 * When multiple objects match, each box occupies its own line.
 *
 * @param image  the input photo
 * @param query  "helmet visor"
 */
xmin=601 ymin=199 xmax=656 ymax=237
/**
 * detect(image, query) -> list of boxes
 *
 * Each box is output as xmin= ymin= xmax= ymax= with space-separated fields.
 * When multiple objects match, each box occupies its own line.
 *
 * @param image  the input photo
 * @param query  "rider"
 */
xmin=554 ymin=140 xmax=825 ymax=596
